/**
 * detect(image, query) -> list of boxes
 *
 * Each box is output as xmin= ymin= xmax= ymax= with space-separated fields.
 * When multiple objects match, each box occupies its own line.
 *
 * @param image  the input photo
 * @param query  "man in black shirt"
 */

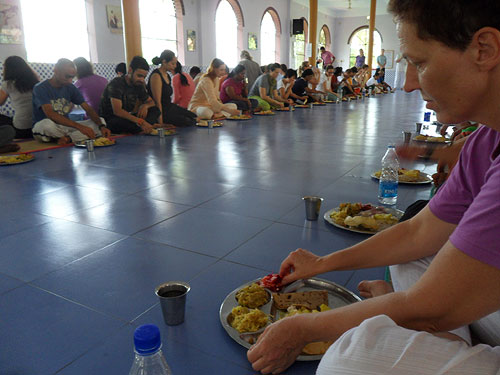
xmin=100 ymin=56 xmax=160 ymax=134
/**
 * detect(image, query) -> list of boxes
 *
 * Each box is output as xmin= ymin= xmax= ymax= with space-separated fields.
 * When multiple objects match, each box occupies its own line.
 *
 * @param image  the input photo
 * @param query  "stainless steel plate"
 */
xmin=370 ymin=172 xmax=432 ymax=185
xmin=219 ymin=277 xmax=361 ymax=361
xmin=324 ymin=205 xmax=404 ymax=235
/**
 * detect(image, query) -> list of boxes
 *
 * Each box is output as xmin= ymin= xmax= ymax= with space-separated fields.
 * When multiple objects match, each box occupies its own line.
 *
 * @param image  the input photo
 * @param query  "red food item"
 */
xmin=258 ymin=274 xmax=283 ymax=292
xmin=361 ymin=204 xmax=373 ymax=211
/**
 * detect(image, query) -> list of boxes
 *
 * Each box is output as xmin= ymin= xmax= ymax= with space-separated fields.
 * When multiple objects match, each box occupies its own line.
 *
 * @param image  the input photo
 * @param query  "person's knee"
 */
xmin=197 ymin=107 xmax=213 ymax=119
xmin=260 ymin=101 xmax=271 ymax=111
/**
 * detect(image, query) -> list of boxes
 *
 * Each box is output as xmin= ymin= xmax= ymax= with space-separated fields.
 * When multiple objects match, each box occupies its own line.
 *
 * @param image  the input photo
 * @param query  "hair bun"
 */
xmin=152 ymin=57 xmax=161 ymax=65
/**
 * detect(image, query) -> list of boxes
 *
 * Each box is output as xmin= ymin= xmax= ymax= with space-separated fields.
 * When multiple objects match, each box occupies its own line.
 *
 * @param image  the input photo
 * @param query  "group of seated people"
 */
xmin=0 ymin=49 xmax=394 ymax=151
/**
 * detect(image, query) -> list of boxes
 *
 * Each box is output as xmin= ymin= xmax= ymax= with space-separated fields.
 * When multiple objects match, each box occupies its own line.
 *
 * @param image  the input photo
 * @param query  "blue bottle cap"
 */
xmin=134 ymin=324 xmax=162 ymax=355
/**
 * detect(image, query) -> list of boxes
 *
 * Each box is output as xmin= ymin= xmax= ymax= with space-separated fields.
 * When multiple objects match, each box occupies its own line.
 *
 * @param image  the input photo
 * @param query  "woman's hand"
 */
xmin=279 ymin=248 xmax=324 ymax=285
xmin=247 ymin=316 xmax=306 ymax=374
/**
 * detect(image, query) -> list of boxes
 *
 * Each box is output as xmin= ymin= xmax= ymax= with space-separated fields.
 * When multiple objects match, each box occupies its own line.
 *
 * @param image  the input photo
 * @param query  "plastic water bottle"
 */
xmin=378 ymin=145 xmax=399 ymax=205
xmin=129 ymin=324 xmax=172 ymax=375
xmin=337 ymin=86 xmax=343 ymax=101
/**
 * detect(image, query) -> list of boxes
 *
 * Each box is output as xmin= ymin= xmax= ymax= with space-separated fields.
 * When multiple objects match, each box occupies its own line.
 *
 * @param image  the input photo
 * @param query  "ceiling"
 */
xmin=293 ymin=0 xmax=391 ymax=17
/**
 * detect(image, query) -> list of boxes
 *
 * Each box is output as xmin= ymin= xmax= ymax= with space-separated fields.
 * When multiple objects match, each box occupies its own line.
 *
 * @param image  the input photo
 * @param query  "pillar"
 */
xmin=308 ymin=0 xmax=318 ymax=66
xmin=367 ymin=0 xmax=376 ymax=71
xmin=121 ymin=0 xmax=143 ymax=64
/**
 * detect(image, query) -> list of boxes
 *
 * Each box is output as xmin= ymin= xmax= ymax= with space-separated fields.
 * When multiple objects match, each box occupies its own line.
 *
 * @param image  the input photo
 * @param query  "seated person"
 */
xmin=73 ymin=57 xmax=108 ymax=114
xmin=366 ymin=72 xmax=384 ymax=93
xmin=220 ymin=64 xmax=259 ymax=113
xmin=248 ymin=63 xmax=290 ymax=110
xmin=355 ymin=64 xmax=371 ymax=88
xmin=190 ymin=66 xmax=203 ymax=88
xmin=291 ymin=69 xmax=321 ymax=103
xmin=0 ymin=125 xmax=19 ymax=153
xmin=148 ymin=50 xmax=197 ymax=127
xmin=32 ymin=58 xmax=110 ymax=144
xmin=172 ymin=61 xmax=195 ymax=109
xmin=340 ymin=68 xmax=358 ymax=98
xmin=318 ymin=65 xmax=341 ymax=101
xmin=188 ymin=58 xmax=239 ymax=119
xmin=115 ymin=63 xmax=126 ymax=77
xmin=100 ymin=56 xmax=160 ymax=134
xmin=330 ymin=67 xmax=343 ymax=95
xmin=0 ymin=55 xmax=39 ymax=139
xmin=376 ymin=68 xmax=393 ymax=92
xmin=277 ymin=69 xmax=306 ymax=102
xmin=248 ymin=2 xmax=500 ymax=374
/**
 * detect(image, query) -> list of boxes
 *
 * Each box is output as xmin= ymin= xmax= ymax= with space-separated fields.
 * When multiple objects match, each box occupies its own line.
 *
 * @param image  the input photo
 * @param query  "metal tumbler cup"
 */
xmin=302 ymin=196 xmax=323 ymax=221
xmin=157 ymin=128 xmax=165 ymax=138
xmin=85 ymin=139 xmax=94 ymax=152
xmin=155 ymin=281 xmax=190 ymax=326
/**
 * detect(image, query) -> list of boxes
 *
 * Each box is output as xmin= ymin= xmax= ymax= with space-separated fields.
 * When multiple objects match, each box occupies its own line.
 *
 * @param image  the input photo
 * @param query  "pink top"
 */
xmin=220 ymin=78 xmax=244 ymax=103
xmin=321 ymin=51 xmax=335 ymax=66
xmin=172 ymin=73 xmax=195 ymax=108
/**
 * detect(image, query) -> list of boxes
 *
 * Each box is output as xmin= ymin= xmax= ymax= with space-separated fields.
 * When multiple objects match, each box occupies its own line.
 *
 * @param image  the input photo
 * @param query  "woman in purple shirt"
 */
xmin=73 ymin=57 xmax=108 ymax=114
xmin=248 ymin=1 xmax=500 ymax=374
xmin=355 ymin=49 xmax=366 ymax=68
xmin=220 ymin=64 xmax=258 ymax=112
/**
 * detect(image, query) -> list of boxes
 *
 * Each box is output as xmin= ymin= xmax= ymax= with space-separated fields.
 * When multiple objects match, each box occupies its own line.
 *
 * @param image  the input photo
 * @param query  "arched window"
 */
xmin=293 ymin=18 xmax=308 ymax=69
xmin=260 ymin=8 xmax=281 ymax=65
xmin=319 ymin=25 xmax=331 ymax=51
xmin=20 ymin=0 xmax=90 ymax=62
xmin=216 ymin=0 xmax=244 ymax=69
xmin=140 ymin=0 xmax=177 ymax=63
xmin=348 ymin=26 xmax=382 ymax=68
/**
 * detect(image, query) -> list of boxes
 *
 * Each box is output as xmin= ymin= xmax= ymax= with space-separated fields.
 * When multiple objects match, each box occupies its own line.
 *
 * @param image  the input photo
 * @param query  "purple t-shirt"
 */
xmin=355 ymin=55 xmax=365 ymax=68
xmin=429 ymin=125 xmax=500 ymax=269
xmin=74 ymin=74 xmax=108 ymax=113
xmin=220 ymin=78 xmax=244 ymax=103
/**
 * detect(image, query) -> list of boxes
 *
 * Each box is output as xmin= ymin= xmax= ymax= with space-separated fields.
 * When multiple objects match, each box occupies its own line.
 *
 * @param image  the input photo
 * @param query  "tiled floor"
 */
xmin=0 ymin=91 xmax=437 ymax=374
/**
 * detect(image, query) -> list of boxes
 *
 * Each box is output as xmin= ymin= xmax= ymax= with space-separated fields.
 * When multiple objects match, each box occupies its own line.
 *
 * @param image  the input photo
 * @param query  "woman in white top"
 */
xmin=277 ymin=69 xmax=306 ymax=102
xmin=0 ymin=55 xmax=39 ymax=138
xmin=188 ymin=58 xmax=239 ymax=119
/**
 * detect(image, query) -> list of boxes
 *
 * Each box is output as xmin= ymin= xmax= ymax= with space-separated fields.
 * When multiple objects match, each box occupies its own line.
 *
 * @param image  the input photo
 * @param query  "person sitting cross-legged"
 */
xmin=99 ymin=56 xmax=161 ymax=134
xmin=32 ymin=58 xmax=110 ymax=145
xmin=249 ymin=63 xmax=291 ymax=110
xmin=220 ymin=64 xmax=259 ymax=113
xmin=188 ymin=58 xmax=240 ymax=120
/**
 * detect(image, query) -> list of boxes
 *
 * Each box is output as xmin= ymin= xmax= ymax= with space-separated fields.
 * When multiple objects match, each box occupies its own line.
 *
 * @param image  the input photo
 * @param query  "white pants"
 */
xmin=394 ymin=65 xmax=406 ymax=90
xmin=32 ymin=118 xmax=104 ymax=143
xmin=195 ymin=103 xmax=237 ymax=120
xmin=316 ymin=257 xmax=500 ymax=374
xmin=316 ymin=315 xmax=500 ymax=375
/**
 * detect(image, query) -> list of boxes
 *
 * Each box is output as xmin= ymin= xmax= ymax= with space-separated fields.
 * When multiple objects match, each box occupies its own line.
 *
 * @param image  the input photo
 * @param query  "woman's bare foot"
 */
xmin=0 ymin=143 xmax=20 ymax=153
xmin=357 ymin=280 xmax=394 ymax=299
xmin=57 ymin=136 xmax=72 ymax=145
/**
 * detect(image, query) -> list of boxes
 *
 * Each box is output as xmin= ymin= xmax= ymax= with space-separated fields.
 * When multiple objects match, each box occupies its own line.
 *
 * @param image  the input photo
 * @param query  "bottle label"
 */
xmin=379 ymin=181 xmax=398 ymax=198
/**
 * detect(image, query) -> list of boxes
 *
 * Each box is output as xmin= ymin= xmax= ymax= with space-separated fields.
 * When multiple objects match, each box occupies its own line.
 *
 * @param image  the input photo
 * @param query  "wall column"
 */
xmin=308 ymin=0 xmax=318 ymax=65
xmin=367 ymin=0 xmax=376 ymax=71
xmin=121 ymin=0 xmax=143 ymax=64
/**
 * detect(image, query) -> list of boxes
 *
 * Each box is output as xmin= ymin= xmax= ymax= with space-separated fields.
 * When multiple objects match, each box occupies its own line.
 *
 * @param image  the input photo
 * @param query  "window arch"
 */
xmin=215 ymin=0 xmax=244 ymax=69
xmin=293 ymin=17 xmax=308 ymax=69
xmin=319 ymin=24 xmax=331 ymax=51
xmin=348 ymin=26 xmax=383 ymax=68
xmin=140 ymin=0 xmax=178 ymax=63
xmin=260 ymin=8 xmax=281 ymax=65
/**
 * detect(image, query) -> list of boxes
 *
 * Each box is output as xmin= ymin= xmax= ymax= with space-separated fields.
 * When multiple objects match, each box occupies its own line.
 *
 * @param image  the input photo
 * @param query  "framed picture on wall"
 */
xmin=187 ymin=30 xmax=196 ymax=51
xmin=106 ymin=5 xmax=123 ymax=34
xmin=0 ymin=2 xmax=23 ymax=44
xmin=248 ymin=33 xmax=258 ymax=50
xmin=385 ymin=49 xmax=394 ymax=69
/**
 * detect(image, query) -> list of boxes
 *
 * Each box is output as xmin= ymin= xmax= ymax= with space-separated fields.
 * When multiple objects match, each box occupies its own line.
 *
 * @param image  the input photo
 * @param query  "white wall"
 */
xmin=90 ymin=0 xmax=126 ymax=63
xmin=332 ymin=13 xmax=399 ymax=70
